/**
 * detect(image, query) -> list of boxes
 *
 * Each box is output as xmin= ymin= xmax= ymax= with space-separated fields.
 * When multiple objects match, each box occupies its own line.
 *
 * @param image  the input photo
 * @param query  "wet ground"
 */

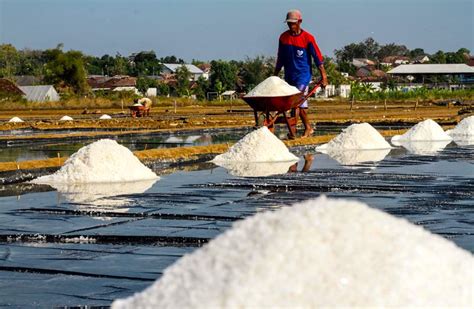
xmin=0 ymin=125 xmax=408 ymax=162
xmin=0 ymin=138 xmax=472 ymax=307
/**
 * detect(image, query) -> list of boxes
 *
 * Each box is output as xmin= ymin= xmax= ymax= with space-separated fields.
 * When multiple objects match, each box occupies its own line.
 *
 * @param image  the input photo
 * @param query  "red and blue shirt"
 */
xmin=276 ymin=29 xmax=324 ymax=86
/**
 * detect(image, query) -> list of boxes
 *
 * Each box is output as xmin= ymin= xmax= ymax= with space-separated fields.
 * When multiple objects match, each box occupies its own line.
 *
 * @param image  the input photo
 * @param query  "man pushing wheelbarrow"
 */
xmin=274 ymin=9 xmax=328 ymax=138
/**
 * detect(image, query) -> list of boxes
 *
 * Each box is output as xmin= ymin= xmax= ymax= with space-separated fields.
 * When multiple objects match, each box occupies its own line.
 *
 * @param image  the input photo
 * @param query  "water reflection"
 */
xmin=214 ymin=160 xmax=298 ymax=177
xmin=52 ymin=179 xmax=158 ymax=210
xmin=392 ymin=140 xmax=451 ymax=155
xmin=318 ymin=148 xmax=390 ymax=166
xmin=452 ymin=138 xmax=474 ymax=147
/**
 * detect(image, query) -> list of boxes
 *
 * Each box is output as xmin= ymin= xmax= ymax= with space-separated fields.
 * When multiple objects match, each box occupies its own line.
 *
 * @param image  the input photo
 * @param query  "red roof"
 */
xmin=0 ymin=78 xmax=25 ymax=95
xmin=87 ymin=75 xmax=136 ymax=89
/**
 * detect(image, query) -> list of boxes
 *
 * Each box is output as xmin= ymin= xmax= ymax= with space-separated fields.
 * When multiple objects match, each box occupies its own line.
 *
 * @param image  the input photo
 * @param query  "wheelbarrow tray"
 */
xmin=242 ymin=92 xmax=304 ymax=113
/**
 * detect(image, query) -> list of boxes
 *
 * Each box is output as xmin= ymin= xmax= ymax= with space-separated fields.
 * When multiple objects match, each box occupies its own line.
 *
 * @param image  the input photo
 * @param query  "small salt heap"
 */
xmin=112 ymin=196 xmax=473 ymax=308
xmin=316 ymin=123 xmax=392 ymax=151
xmin=99 ymin=114 xmax=112 ymax=120
xmin=32 ymin=139 xmax=158 ymax=184
xmin=212 ymin=126 xmax=298 ymax=162
xmin=391 ymin=119 xmax=452 ymax=143
xmin=446 ymin=115 xmax=474 ymax=137
xmin=8 ymin=117 xmax=24 ymax=123
xmin=60 ymin=115 xmax=74 ymax=121
xmin=245 ymin=76 xmax=300 ymax=97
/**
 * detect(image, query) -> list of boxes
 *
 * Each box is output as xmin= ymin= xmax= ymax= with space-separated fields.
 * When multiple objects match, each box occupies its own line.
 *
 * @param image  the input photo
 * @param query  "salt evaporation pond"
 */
xmin=0 ymin=133 xmax=472 ymax=307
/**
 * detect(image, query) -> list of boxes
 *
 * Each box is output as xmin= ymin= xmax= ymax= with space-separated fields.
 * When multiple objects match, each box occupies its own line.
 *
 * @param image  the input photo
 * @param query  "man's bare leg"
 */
xmin=300 ymin=108 xmax=314 ymax=137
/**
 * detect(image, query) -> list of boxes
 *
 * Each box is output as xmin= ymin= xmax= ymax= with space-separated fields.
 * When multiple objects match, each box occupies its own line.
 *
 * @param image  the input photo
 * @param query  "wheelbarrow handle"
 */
xmin=304 ymin=82 xmax=323 ymax=100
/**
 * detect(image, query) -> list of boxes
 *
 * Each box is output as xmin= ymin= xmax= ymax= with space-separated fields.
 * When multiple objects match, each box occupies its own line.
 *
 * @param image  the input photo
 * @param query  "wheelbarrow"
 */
xmin=242 ymin=83 xmax=322 ymax=138
xmin=128 ymin=105 xmax=151 ymax=118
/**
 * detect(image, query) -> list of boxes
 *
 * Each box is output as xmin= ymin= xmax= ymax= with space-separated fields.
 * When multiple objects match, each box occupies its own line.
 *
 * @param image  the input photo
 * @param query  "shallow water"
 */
xmin=0 ymin=141 xmax=472 ymax=307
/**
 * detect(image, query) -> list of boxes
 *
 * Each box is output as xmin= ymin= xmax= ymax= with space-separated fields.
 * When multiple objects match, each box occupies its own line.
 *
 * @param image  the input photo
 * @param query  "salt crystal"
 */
xmin=8 ymin=117 xmax=23 ymax=123
xmin=212 ymin=126 xmax=298 ymax=162
xmin=32 ymin=139 xmax=159 ymax=184
xmin=112 ymin=196 xmax=473 ymax=308
xmin=316 ymin=123 xmax=392 ymax=151
xmin=99 ymin=114 xmax=112 ymax=120
xmin=60 ymin=115 xmax=73 ymax=121
xmin=446 ymin=115 xmax=474 ymax=137
xmin=391 ymin=119 xmax=452 ymax=142
xmin=245 ymin=76 xmax=300 ymax=97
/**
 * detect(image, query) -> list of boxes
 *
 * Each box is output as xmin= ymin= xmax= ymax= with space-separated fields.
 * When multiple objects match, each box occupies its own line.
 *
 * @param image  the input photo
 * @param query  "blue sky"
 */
xmin=0 ymin=0 xmax=472 ymax=61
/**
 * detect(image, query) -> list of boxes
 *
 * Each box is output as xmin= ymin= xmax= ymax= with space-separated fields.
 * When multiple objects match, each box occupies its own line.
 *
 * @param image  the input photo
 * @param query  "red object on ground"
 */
xmin=128 ymin=105 xmax=150 ymax=117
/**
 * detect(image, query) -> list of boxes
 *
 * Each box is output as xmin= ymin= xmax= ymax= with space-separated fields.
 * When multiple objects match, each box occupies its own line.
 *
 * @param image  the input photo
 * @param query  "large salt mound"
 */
xmin=60 ymin=115 xmax=73 ymax=121
xmin=99 ymin=114 xmax=112 ymax=120
xmin=212 ymin=126 xmax=298 ymax=162
xmin=32 ymin=139 xmax=159 ymax=184
xmin=245 ymin=76 xmax=300 ymax=97
xmin=391 ymin=119 xmax=452 ymax=143
xmin=446 ymin=115 xmax=474 ymax=137
xmin=316 ymin=123 xmax=392 ymax=151
xmin=112 ymin=196 xmax=473 ymax=308
xmin=8 ymin=117 xmax=24 ymax=123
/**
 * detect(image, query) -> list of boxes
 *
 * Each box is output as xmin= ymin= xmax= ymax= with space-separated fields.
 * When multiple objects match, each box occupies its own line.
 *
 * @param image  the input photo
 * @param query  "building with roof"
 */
xmin=387 ymin=64 xmax=474 ymax=88
xmin=87 ymin=75 xmax=139 ymax=94
xmin=161 ymin=64 xmax=206 ymax=81
xmin=0 ymin=78 xmax=25 ymax=98
xmin=19 ymin=85 xmax=60 ymax=102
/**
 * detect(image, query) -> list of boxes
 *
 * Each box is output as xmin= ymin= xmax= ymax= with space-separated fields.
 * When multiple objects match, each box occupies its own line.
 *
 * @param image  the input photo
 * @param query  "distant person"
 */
xmin=274 ymin=9 xmax=328 ymax=138
xmin=137 ymin=97 xmax=153 ymax=109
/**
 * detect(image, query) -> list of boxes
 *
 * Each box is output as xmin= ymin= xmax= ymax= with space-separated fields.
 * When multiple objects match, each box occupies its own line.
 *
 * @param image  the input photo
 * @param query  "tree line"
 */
xmin=0 ymin=38 xmax=470 ymax=99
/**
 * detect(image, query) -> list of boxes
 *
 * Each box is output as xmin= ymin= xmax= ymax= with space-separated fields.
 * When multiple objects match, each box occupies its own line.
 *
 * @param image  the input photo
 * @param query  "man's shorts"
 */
xmin=297 ymin=84 xmax=309 ymax=108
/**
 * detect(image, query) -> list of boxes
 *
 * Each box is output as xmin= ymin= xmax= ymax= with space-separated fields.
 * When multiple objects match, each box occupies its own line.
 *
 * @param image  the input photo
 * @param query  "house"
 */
xmin=0 ymin=78 xmax=25 ymax=97
xmin=160 ymin=64 xmax=206 ymax=81
xmin=412 ymin=55 xmax=430 ymax=64
xmin=19 ymin=85 xmax=60 ymax=102
xmin=381 ymin=56 xmax=410 ymax=66
xmin=87 ymin=75 xmax=139 ymax=94
xmin=352 ymin=58 xmax=375 ymax=68
xmin=13 ymin=75 xmax=41 ymax=86
xmin=221 ymin=90 xmax=237 ymax=100
xmin=387 ymin=64 xmax=474 ymax=87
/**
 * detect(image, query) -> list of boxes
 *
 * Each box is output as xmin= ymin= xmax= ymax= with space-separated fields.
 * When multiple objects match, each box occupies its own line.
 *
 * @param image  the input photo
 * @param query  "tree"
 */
xmin=175 ymin=65 xmax=191 ymax=97
xmin=430 ymin=50 xmax=447 ymax=64
xmin=0 ymin=44 xmax=20 ymax=78
xmin=409 ymin=48 xmax=426 ymax=59
xmin=239 ymin=56 xmax=273 ymax=92
xmin=193 ymin=75 xmax=209 ymax=100
xmin=377 ymin=43 xmax=409 ymax=61
xmin=209 ymin=60 xmax=238 ymax=92
xmin=323 ymin=57 xmax=346 ymax=87
xmin=136 ymin=77 xmax=157 ymax=94
xmin=43 ymin=46 xmax=89 ymax=94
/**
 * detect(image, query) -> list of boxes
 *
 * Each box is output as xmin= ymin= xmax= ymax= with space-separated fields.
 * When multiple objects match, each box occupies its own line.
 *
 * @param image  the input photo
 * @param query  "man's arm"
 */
xmin=318 ymin=64 xmax=328 ymax=87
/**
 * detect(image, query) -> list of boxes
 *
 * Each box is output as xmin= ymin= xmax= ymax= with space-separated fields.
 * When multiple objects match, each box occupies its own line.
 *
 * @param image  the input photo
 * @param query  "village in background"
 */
xmin=0 ymin=37 xmax=473 ymax=106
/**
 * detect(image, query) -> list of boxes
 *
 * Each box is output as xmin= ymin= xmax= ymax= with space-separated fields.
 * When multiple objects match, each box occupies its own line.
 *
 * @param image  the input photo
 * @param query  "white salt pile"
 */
xmin=214 ymin=161 xmax=296 ymax=177
xmin=446 ymin=115 xmax=474 ymax=137
xmin=391 ymin=119 xmax=452 ymax=143
xmin=112 ymin=196 xmax=473 ymax=308
xmin=60 ymin=115 xmax=74 ymax=121
xmin=32 ymin=139 xmax=158 ymax=184
xmin=99 ymin=114 xmax=112 ymax=120
xmin=212 ymin=126 xmax=298 ymax=162
xmin=244 ymin=76 xmax=300 ymax=97
xmin=316 ymin=123 xmax=392 ymax=151
xmin=8 ymin=117 xmax=24 ymax=123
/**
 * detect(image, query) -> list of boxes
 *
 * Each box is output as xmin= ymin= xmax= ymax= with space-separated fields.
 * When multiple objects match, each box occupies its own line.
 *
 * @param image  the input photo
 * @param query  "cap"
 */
xmin=285 ymin=9 xmax=302 ymax=23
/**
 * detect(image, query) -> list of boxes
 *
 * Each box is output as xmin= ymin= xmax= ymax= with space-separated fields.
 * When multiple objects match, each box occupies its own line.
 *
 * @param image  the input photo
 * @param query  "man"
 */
xmin=274 ymin=9 xmax=328 ymax=138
